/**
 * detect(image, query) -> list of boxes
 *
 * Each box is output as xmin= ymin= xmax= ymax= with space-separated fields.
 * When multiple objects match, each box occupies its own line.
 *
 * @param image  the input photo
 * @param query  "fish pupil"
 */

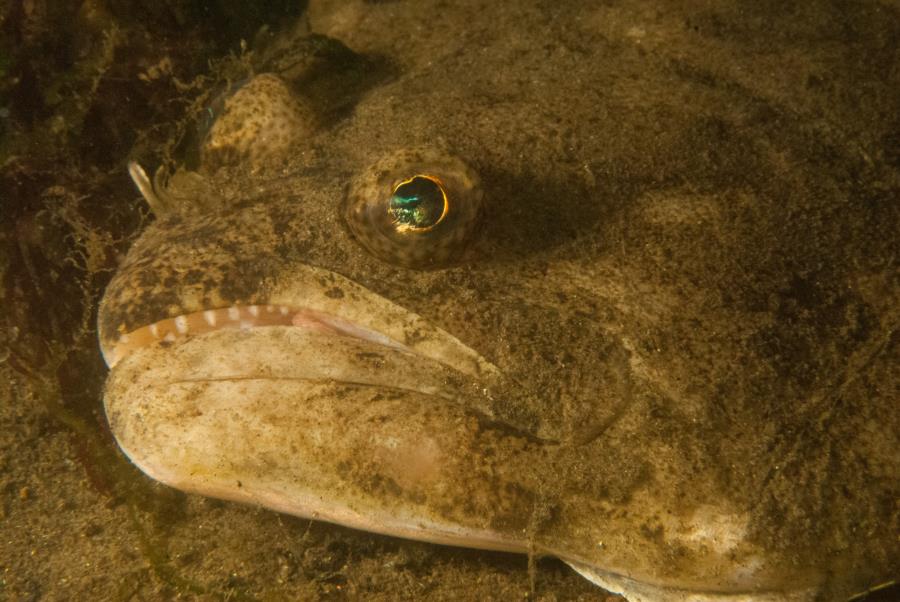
xmin=389 ymin=175 xmax=447 ymax=230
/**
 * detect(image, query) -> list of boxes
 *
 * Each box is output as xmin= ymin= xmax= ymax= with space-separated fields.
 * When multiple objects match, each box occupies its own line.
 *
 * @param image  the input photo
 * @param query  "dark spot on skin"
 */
xmin=405 ymin=489 xmax=427 ymax=505
xmin=403 ymin=329 xmax=426 ymax=345
xmin=640 ymin=522 xmax=665 ymax=543
xmin=182 ymin=269 xmax=206 ymax=285
xmin=364 ymin=473 xmax=404 ymax=499
xmin=325 ymin=286 xmax=345 ymax=299
xmin=472 ymin=411 xmax=550 ymax=446
xmin=367 ymin=414 xmax=389 ymax=424
xmin=370 ymin=390 xmax=402 ymax=402
xmin=355 ymin=351 xmax=385 ymax=367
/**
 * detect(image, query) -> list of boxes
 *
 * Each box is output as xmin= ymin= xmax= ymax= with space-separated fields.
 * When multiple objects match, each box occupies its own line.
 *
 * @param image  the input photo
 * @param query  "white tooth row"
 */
xmin=116 ymin=304 xmax=295 ymax=347
xmin=106 ymin=303 xmax=412 ymax=370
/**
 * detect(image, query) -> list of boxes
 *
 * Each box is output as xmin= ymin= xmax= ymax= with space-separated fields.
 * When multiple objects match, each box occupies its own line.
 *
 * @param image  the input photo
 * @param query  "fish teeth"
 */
xmin=105 ymin=304 xmax=335 ymax=368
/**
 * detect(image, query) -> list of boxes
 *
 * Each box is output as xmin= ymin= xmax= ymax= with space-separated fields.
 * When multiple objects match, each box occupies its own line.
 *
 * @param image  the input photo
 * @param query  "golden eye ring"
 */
xmin=388 ymin=174 xmax=450 ymax=233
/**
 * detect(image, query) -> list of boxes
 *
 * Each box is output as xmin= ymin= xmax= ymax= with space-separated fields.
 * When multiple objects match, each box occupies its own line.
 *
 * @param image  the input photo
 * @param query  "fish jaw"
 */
xmin=103 ymin=325 xmax=545 ymax=552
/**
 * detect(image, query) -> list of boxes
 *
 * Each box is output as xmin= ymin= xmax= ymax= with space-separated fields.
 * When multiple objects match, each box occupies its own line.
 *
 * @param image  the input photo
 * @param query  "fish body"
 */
xmin=100 ymin=2 xmax=899 ymax=600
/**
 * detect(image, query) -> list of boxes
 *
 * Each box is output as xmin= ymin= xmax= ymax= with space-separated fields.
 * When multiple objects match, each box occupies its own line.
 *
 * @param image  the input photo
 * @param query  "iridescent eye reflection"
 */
xmin=389 ymin=175 xmax=449 ymax=231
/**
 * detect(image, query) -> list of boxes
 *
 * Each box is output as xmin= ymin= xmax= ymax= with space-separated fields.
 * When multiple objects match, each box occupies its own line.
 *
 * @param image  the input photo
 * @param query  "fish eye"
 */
xmin=389 ymin=175 xmax=449 ymax=231
xmin=344 ymin=148 xmax=483 ymax=269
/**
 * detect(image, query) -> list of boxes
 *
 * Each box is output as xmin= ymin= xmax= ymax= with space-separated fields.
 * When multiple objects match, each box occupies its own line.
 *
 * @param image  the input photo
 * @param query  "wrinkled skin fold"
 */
xmin=99 ymin=1 xmax=898 ymax=600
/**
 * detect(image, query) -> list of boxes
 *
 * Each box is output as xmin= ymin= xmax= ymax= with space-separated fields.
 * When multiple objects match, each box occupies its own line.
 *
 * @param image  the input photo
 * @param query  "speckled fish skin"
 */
xmin=99 ymin=2 xmax=898 ymax=601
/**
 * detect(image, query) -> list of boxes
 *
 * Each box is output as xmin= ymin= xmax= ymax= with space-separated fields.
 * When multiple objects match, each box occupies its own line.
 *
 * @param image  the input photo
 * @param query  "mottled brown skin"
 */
xmin=100 ymin=1 xmax=898 ymax=600
xmin=201 ymin=73 xmax=318 ymax=171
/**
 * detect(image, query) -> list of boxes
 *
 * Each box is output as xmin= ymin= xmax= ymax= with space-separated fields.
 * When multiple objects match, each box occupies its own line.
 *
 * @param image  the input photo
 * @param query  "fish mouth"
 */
xmin=99 ymin=273 xmax=534 ymax=560
xmin=100 ymin=263 xmax=503 ymax=391
xmin=103 ymin=307 xmax=489 ymax=406
xmin=101 ymin=304 xmax=504 ymax=424
xmin=102 ymin=303 xmax=415 ymax=368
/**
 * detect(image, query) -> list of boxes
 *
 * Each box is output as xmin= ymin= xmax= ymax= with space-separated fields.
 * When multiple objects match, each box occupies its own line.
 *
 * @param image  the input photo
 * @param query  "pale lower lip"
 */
xmin=104 ymin=304 xmax=411 ymax=368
